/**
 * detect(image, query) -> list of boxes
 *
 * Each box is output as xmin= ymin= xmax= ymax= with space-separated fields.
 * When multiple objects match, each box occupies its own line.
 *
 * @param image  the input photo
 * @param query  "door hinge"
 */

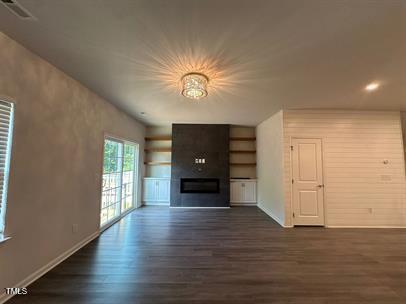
xmin=290 ymin=145 xmax=293 ymax=151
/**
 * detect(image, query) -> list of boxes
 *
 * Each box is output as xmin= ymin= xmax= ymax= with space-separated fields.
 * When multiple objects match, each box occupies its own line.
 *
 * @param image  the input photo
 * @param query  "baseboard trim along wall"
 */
xmin=257 ymin=203 xmax=293 ymax=228
xmin=230 ymin=203 xmax=257 ymax=207
xmin=0 ymin=231 xmax=100 ymax=304
xmin=169 ymin=207 xmax=231 ymax=209
xmin=142 ymin=202 xmax=170 ymax=206
xmin=326 ymin=226 xmax=406 ymax=229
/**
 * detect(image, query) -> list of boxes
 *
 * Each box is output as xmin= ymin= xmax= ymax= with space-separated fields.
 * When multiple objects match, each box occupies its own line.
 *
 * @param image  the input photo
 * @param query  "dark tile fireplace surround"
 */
xmin=170 ymin=124 xmax=230 ymax=207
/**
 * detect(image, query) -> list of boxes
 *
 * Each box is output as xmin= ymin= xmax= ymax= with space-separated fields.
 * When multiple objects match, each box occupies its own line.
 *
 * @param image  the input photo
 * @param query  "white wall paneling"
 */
xmin=283 ymin=110 xmax=406 ymax=227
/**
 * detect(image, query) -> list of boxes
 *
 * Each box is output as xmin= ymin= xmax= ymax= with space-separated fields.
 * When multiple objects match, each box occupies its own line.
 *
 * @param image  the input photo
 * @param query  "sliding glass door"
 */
xmin=100 ymin=137 xmax=139 ymax=228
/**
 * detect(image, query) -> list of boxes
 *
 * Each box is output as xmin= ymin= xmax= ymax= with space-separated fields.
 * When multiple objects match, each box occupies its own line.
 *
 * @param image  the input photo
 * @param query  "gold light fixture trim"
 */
xmin=181 ymin=73 xmax=209 ymax=100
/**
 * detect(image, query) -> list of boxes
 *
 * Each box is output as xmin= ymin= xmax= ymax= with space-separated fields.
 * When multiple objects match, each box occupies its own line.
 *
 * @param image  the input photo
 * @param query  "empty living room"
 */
xmin=0 ymin=0 xmax=405 ymax=303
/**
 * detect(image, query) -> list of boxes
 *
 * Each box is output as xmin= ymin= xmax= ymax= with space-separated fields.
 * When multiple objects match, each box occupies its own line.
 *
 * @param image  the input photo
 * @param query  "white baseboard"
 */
xmin=142 ymin=202 xmax=170 ymax=206
xmin=326 ymin=225 xmax=406 ymax=228
xmin=257 ymin=203 xmax=292 ymax=227
xmin=230 ymin=203 xmax=257 ymax=207
xmin=0 ymin=231 xmax=100 ymax=304
xmin=170 ymin=206 xmax=230 ymax=209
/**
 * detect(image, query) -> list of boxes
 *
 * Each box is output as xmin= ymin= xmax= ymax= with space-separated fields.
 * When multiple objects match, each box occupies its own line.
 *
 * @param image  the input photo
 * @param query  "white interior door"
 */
xmin=291 ymin=138 xmax=325 ymax=226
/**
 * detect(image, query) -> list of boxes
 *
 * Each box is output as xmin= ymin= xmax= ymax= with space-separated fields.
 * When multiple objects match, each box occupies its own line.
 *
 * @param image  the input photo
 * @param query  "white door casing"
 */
xmin=291 ymin=138 xmax=325 ymax=226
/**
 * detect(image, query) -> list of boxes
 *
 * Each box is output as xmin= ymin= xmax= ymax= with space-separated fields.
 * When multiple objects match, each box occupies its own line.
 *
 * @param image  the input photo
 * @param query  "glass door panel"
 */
xmin=121 ymin=143 xmax=137 ymax=212
xmin=100 ymin=138 xmax=139 ymax=228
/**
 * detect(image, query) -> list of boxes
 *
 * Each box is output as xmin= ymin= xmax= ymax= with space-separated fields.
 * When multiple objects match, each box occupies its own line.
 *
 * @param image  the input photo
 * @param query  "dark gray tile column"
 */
xmin=170 ymin=124 xmax=230 ymax=207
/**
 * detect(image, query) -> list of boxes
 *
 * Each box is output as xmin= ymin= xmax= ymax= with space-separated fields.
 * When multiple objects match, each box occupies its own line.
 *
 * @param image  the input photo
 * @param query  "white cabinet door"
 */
xmin=230 ymin=180 xmax=257 ymax=205
xmin=143 ymin=178 xmax=170 ymax=205
xmin=230 ymin=182 xmax=241 ymax=202
xmin=243 ymin=182 xmax=256 ymax=202
xmin=143 ymin=179 xmax=158 ymax=201
xmin=157 ymin=179 xmax=170 ymax=201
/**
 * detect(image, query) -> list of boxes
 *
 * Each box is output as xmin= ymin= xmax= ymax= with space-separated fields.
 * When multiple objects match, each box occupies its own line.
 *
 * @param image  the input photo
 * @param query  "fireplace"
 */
xmin=180 ymin=178 xmax=220 ymax=193
xmin=171 ymin=124 xmax=229 ymax=207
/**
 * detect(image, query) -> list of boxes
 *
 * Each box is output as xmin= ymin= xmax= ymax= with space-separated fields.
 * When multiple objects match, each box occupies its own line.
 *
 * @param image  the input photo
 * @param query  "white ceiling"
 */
xmin=1 ymin=0 xmax=405 ymax=126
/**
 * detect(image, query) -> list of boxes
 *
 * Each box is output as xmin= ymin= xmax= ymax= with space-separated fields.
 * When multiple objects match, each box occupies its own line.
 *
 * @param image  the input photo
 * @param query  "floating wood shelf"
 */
xmin=230 ymin=163 xmax=257 ymax=166
xmin=230 ymin=150 xmax=256 ymax=154
xmin=229 ymin=137 xmax=256 ymax=141
xmin=145 ymin=136 xmax=172 ymax=141
xmin=144 ymin=161 xmax=172 ymax=166
xmin=144 ymin=148 xmax=172 ymax=153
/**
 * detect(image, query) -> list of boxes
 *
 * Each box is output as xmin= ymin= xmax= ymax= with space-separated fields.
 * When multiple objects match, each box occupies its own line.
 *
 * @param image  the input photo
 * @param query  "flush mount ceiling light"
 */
xmin=181 ymin=73 xmax=209 ymax=100
xmin=365 ymin=82 xmax=380 ymax=92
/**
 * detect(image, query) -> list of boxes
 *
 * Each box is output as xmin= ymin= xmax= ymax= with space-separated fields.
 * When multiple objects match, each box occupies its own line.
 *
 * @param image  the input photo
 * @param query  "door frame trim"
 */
xmin=289 ymin=136 xmax=327 ymax=227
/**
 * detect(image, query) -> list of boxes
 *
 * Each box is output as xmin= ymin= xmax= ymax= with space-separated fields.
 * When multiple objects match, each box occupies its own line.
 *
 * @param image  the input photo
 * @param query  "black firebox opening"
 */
xmin=180 ymin=178 xmax=220 ymax=193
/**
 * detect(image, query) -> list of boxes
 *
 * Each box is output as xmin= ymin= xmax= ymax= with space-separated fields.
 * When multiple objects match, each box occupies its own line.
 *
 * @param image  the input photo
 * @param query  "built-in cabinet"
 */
xmin=143 ymin=178 xmax=170 ymax=205
xmin=143 ymin=178 xmax=256 ymax=206
xmin=230 ymin=179 xmax=257 ymax=206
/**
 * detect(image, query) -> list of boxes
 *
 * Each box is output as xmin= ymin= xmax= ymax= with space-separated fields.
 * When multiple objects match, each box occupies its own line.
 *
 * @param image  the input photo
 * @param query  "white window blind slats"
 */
xmin=0 ymin=100 xmax=14 ymax=238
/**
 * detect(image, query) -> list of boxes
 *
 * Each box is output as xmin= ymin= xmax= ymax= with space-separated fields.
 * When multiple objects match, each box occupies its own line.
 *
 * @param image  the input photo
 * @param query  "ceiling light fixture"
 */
xmin=365 ymin=82 xmax=380 ymax=92
xmin=181 ymin=73 xmax=208 ymax=100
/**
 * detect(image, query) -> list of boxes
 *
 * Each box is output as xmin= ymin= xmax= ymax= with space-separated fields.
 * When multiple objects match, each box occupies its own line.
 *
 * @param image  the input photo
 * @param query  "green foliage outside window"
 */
xmin=103 ymin=140 xmax=136 ymax=174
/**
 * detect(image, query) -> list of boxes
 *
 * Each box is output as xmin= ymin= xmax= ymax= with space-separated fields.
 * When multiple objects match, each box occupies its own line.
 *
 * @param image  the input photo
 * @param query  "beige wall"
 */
xmin=256 ymin=111 xmax=286 ymax=226
xmin=283 ymin=110 xmax=406 ymax=227
xmin=0 ymin=32 xmax=145 ymax=296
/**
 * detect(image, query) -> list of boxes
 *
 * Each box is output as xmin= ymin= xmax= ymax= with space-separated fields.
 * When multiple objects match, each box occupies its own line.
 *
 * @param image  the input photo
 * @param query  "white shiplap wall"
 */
xmin=283 ymin=110 xmax=406 ymax=227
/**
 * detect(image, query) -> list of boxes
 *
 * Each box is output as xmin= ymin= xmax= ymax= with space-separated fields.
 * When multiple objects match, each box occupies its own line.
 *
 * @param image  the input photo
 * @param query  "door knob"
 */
xmin=317 ymin=184 xmax=324 ymax=188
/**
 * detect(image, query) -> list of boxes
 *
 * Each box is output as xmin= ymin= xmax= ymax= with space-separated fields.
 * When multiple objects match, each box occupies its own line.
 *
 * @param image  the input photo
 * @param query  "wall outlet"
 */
xmin=72 ymin=224 xmax=79 ymax=234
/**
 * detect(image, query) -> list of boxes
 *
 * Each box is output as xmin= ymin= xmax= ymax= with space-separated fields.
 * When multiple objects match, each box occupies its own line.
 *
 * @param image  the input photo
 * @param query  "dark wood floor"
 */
xmin=8 ymin=206 xmax=406 ymax=304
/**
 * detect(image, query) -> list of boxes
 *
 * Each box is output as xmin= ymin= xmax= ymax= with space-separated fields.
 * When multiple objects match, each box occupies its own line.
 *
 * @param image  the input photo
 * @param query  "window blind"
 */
xmin=0 ymin=100 xmax=14 ymax=237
